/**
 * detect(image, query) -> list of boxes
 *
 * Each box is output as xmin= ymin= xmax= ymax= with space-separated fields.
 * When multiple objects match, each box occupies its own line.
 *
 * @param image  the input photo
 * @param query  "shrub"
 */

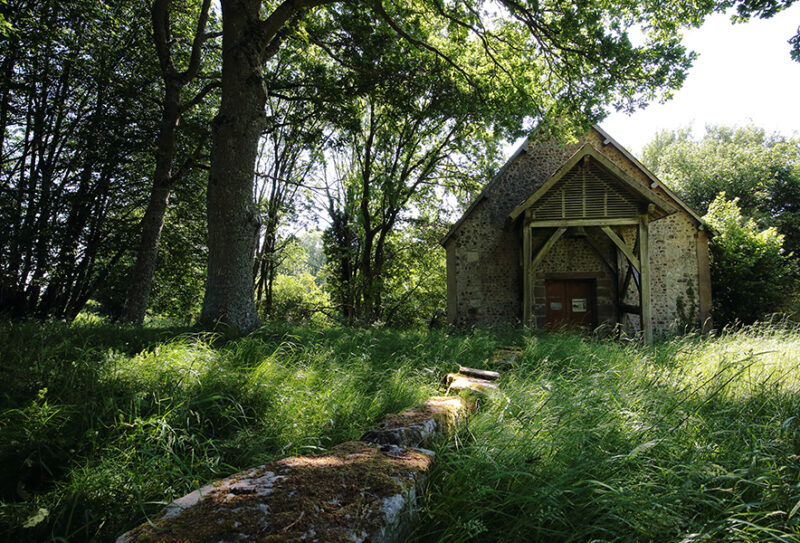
xmin=703 ymin=193 xmax=790 ymax=325
xmin=266 ymin=272 xmax=331 ymax=325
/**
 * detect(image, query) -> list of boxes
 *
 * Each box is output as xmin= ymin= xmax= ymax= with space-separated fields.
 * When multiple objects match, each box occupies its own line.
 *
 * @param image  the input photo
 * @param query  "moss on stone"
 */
xmin=121 ymin=441 xmax=433 ymax=543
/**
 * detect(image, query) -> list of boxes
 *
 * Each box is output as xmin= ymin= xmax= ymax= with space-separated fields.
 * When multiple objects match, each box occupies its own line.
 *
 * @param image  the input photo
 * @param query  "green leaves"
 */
xmin=703 ymin=194 xmax=791 ymax=324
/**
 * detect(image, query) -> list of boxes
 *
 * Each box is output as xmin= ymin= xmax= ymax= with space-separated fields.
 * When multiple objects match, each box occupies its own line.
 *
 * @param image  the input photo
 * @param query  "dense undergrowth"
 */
xmin=0 ymin=320 xmax=505 ymax=541
xmin=415 ymin=325 xmax=800 ymax=542
xmin=1 ymin=320 xmax=799 ymax=542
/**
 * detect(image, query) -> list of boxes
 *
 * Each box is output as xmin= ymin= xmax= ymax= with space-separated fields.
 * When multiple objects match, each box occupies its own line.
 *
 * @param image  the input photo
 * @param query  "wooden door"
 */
xmin=545 ymin=280 xmax=596 ymax=331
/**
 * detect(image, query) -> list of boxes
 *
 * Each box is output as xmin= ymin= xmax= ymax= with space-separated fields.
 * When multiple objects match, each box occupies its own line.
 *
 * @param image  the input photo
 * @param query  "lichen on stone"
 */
xmin=118 ymin=441 xmax=433 ymax=543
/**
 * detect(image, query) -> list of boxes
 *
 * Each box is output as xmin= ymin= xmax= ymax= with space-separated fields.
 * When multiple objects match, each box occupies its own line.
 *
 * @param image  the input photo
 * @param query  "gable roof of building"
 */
xmin=592 ymin=125 xmax=704 ymax=224
xmin=440 ymin=125 xmax=705 ymax=246
xmin=506 ymin=143 xmax=677 ymax=222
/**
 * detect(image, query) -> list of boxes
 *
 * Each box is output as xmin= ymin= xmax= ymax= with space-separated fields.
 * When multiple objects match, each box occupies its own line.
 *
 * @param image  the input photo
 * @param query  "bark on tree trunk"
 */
xmin=120 ymin=83 xmax=180 ymax=324
xmin=119 ymin=0 xmax=213 ymax=324
xmin=199 ymin=0 xmax=264 ymax=333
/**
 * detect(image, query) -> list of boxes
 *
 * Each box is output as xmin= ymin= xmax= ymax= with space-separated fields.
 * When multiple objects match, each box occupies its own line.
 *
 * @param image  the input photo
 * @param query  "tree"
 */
xmin=703 ymin=194 xmax=791 ymax=325
xmin=380 ymin=216 xmax=451 ymax=328
xmin=0 ymin=0 xmax=163 ymax=320
xmin=252 ymin=95 xmax=325 ymax=319
xmin=119 ymin=0 xmax=221 ymax=324
xmin=200 ymin=0 xmax=718 ymax=334
xmin=642 ymin=125 xmax=800 ymax=257
xmin=727 ymin=0 xmax=800 ymax=61
xmin=320 ymin=87 xmax=499 ymax=323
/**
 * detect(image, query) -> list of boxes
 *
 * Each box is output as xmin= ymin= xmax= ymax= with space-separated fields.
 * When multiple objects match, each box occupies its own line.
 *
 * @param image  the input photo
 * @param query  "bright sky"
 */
xmin=601 ymin=5 xmax=800 ymax=157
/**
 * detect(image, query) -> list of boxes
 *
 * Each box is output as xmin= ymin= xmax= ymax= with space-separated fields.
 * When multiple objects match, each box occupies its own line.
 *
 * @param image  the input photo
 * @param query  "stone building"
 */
xmin=441 ymin=126 xmax=712 ymax=341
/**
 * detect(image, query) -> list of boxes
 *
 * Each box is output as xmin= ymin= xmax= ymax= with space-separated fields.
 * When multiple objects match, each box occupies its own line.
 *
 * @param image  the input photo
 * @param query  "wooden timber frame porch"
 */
xmin=508 ymin=144 xmax=678 ymax=343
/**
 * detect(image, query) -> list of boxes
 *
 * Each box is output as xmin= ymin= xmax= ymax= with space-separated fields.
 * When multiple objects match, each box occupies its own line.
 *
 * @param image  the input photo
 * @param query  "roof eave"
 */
xmin=592 ymin=124 xmax=706 ymax=225
xmin=439 ymin=138 xmax=529 ymax=246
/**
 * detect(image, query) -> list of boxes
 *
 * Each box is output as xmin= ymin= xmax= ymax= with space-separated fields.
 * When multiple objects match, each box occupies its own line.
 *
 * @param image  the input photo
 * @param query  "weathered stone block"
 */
xmin=361 ymin=396 xmax=470 ymax=448
xmin=446 ymin=373 xmax=499 ymax=395
xmin=117 ymin=441 xmax=434 ymax=543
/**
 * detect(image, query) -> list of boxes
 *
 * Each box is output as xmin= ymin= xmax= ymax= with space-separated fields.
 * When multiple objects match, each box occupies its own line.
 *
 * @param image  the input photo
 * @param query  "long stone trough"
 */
xmin=117 ymin=354 xmax=506 ymax=543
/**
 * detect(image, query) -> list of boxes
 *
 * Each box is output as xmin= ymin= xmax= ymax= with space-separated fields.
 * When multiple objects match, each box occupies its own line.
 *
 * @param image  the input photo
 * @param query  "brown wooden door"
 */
xmin=545 ymin=280 xmax=596 ymax=331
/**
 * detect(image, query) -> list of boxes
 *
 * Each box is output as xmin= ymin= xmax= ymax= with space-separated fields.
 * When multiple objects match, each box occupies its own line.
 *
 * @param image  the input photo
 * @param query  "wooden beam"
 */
xmin=696 ymin=229 xmax=713 ymax=332
xmin=522 ymin=225 xmax=531 ymax=325
xmin=619 ymin=303 xmax=641 ymax=315
xmin=600 ymin=226 xmax=640 ymax=272
xmin=528 ymin=218 xmax=639 ymax=228
xmin=639 ymin=216 xmax=653 ymax=343
xmin=508 ymin=143 xmax=677 ymax=222
xmin=584 ymin=231 xmax=616 ymax=276
xmin=508 ymin=144 xmax=593 ymax=221
xmin=531 ymin=227 xmax=567 ymax=270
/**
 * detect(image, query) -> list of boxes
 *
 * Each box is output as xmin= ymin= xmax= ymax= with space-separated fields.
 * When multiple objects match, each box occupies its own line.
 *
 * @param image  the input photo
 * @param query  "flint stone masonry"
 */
xmin=443 ymin=127 xmax=710 ymax=337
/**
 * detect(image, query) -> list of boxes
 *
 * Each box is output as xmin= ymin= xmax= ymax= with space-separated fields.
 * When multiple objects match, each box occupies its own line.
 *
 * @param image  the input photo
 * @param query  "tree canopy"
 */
xmin=2 ymin=0 xmax=795 ymax=331
xmin=642 ymin=125 xmax=800 ymax=257
xmin=198 ymin=0 xmax=727 ymax=333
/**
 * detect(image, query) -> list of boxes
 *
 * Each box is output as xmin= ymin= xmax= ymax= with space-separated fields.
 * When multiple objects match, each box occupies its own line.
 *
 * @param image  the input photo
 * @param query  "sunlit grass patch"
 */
xmin=0 ymin=321 xmax=504 ymax=541
xmin=416 ymin=324 xmax=800 ymax=542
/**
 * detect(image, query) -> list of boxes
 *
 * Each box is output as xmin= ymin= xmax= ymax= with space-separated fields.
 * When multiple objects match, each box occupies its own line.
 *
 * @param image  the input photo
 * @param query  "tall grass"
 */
xmin=0 ymin=320 xmax=506 ymax=541
xmin=4 ymin=320 xmax=800 ymax=542
xmin=415 ymin=325 xmax=800 ymax=542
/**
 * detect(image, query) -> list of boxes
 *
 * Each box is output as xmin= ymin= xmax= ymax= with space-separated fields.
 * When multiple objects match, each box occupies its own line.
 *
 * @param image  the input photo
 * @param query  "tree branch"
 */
xmin=180 ymin=81 xmax=221 ymax=112
xmin=370 ymin=0 xmax=477 ymax=89
xmin=178 ymin=0 xmax=213 ymax=84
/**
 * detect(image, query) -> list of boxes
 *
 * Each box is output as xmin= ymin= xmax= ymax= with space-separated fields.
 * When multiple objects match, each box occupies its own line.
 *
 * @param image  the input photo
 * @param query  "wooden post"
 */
xmin=696 ymin=228 xmax=713 ymax=332
xmin=639 ymin=216 xmax=652 ymax=343
xmin=526 ymin=226 xmax=567 ymax=327
xmin=522 ymin=224 xmax=531 ymax=325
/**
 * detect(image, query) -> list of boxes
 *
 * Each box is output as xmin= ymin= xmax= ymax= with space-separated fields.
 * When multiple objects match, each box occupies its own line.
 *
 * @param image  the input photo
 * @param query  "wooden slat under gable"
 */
xmin=530 ymin=161 xmax=639 ymax=221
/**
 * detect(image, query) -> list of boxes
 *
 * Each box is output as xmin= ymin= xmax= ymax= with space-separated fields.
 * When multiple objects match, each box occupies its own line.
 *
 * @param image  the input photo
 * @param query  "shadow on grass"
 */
xmin=414 ymin=329 xmax=800 ymax=542
xmin=0 ymin=319 xmax=526 ymax=542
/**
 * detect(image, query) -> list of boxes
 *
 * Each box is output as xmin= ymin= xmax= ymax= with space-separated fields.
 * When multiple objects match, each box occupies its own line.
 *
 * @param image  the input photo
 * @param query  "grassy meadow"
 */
xmin=1 ymin=320 xmax=799 ymax=542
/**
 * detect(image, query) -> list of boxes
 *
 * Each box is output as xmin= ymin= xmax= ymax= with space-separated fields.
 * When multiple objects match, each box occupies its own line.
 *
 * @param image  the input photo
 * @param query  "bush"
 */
xmin=266 ymin=272 xmax=331 ymax=325
xmin=703 ymin=194 xmax=791 ymax=325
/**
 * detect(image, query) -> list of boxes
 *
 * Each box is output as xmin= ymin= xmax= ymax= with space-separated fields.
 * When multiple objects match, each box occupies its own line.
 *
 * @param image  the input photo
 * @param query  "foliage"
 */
xmin=147 ymin=196 xmax=208 ymax=323
xmin=4 ymin=320 xmax=800 ymax=541
xmin=256 ymin=235 xmax=330 ymax=324
xmin=728 ymin=0 xmax=800 ymax=61
xmin=253 ymin=93 xmax=326 ymax=319
xmin=0 ymin=0 xmax=160 ymax=320
xmin=315 ymin=7 xmax=510 ymax=324
xmin=380 ymin=218 xmax=450 ymax=329
xmin=0 ymin=0 xmax=214 ymax=322
xmin=703 ymin=194 xmax=791 ymax=325
xmin=416 ymin=323 xmax=800 ymax=542
xmin=641 ymin=125 xmax=800 ymax=257
xmin=118 ymin=0 xmax=221 ymax=324
xmin=267 ymin=273 xmax=331 ymax=325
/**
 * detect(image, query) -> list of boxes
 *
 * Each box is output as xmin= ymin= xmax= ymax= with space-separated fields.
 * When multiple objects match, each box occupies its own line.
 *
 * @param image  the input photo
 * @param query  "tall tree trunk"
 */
xmin=120 ymin=82 xmax=180 ymax=323
xmin=199 ymin=0 xmax=264 ymax=333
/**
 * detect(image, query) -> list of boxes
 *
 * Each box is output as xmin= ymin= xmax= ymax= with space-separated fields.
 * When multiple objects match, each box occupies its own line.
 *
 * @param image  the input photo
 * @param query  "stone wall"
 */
xmin=446 ymin=128 xmax=706 ymax=335
xmin=116 ymin=361 xmax=508 ymax=543
xmin=450 ymin=142 xmax=581 ymax=326
xmin=531 ymin=230 xmax=617 ymax=330
xmin=650 ymin=212 xmax=702 ymax=336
